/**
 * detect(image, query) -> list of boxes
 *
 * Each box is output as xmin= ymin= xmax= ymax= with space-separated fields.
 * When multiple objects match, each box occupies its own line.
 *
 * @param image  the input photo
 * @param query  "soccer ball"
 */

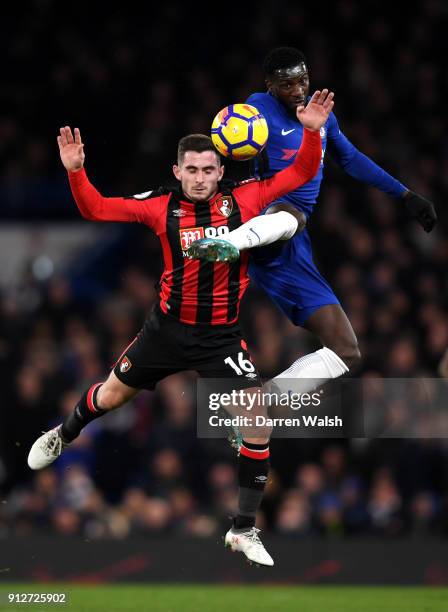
xmin=211 ymin=104 xmax=269 ymax=161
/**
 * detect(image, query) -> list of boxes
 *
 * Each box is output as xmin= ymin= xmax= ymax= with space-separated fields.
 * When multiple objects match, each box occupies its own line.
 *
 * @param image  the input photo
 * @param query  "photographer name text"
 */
xmin=209 ymin=415 xmax=343 ymax=428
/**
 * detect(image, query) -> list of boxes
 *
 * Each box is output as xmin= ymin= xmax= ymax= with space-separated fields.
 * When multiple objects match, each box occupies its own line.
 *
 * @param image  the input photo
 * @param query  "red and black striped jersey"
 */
xmin=68 ymin=129 xmax=321 ymax=326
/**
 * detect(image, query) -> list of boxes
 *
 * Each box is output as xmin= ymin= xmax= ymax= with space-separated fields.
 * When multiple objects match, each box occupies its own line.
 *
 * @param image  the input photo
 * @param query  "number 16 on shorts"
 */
xmin=224 ymin=351 xmax=257 ymax=378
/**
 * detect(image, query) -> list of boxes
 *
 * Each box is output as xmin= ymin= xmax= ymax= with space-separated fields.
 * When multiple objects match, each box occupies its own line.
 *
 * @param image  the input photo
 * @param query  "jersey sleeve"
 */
xmin=246 ymin=93 xmax=271 ymax=115
xmin=233 ymin=129 xmax=322 ymax=222
xmin=327 ymin=112 xmax=407 ymax=197
xmin=68 ymin=168 xmax=166 ymax=231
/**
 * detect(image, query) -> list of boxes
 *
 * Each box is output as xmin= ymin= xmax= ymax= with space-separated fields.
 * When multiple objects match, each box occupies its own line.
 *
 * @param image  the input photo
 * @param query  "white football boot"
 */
xmin=225 ymin=526 xmax=274 ymax=567
xmin=27 ymin=425 xmax=69 ymax=470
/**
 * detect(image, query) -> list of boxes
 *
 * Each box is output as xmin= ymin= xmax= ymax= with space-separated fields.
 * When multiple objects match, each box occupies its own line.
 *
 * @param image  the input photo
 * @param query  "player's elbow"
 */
xmin=339 ymin=150 xmax=358 ymax=170
xmin=266 ymin=203 xmax=306 ymax=236
xmin=77 ymin=206 xmax=102 ymax=222
xmin=78 ymin=210 xmax=95 ymax=221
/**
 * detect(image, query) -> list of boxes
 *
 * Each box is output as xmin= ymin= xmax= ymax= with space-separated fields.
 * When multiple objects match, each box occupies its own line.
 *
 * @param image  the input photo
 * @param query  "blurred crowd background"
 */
xmin=1 ymin=0 xmax=447 ymax=540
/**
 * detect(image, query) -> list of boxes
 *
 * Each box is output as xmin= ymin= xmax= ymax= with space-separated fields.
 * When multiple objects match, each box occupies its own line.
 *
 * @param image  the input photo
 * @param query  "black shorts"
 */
xmin=113 ymin=306 xmax=260 ymax=390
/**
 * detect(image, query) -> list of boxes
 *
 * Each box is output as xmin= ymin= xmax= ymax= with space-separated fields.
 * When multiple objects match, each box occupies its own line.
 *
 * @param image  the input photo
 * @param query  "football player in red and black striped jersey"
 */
xmin=28 ymin=90 xmax=334 ymax=566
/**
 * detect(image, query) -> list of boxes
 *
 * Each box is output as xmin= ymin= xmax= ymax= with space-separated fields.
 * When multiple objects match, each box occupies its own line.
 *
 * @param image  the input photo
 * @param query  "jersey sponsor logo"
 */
xmin=172 ymin=209 xmax=187 ymax=217
xmin=120 ymin=356 xmax=132 ymax=373
xmin=215 ymin=195 xmax=233 ymax=218
xmin=320 ymin=126 xmax=327 ymax=139
xmin=205 ymin=226 xmax=230 ymax=238
xmin=179 ymin=227 xmax=204 ymax=250
xmin=281 ymin=128 xmax=296 ymax=136
xmin=132 ymin=190 xmax=153 ymax=200
xmin=179 ymin=226 xmax=230 ymax=251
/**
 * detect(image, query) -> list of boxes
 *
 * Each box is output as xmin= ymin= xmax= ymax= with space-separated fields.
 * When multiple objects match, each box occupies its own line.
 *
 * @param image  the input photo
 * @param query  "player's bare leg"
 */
xmin=28 ymin=372 xmax=139 ymax=470
xmin=267 ymin=304 xmax=360 ymax=396
xmin=304 ymin=304 xmax=361 ymax=369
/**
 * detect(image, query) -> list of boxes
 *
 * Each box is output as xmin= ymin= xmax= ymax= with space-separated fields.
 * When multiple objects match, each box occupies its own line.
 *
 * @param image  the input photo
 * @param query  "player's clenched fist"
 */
xmin=57 ymin=126 xmax=85 ymax=172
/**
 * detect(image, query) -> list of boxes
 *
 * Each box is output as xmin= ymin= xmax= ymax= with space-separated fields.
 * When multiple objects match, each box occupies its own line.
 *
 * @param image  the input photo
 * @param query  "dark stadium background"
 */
xmin=1 ymin=0 xmax=448 ymax=586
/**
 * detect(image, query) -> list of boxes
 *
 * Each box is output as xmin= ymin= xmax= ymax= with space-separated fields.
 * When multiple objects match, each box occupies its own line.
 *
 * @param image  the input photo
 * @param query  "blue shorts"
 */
xmin=248 ymin=228 xmax=340 ymax=327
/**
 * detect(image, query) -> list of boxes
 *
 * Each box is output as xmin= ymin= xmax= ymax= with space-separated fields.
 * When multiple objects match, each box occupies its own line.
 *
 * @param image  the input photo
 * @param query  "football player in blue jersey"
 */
xmin=190 ymin=46 xmax=437 ymax=397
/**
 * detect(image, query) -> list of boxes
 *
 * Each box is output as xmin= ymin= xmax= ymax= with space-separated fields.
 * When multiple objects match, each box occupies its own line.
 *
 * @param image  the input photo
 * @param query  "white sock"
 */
xmin=268 ymin=347 xmax=349 ymax=395
xmin=225 ymin=211 xmax=298 ymax=251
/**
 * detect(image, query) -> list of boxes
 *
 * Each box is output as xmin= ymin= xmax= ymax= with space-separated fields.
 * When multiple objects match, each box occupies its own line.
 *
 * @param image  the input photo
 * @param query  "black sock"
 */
xmin=61 ymin=383 xmax=105 ymax=442
xmin=234 ymin=440 xmax=269 ymax=530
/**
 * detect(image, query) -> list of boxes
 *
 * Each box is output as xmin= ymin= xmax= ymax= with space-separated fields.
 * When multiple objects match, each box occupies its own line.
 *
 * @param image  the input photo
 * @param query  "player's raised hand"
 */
xmin=296 ymin=89 xmax=334 ymax=132
xmin=57 ymin=126 xmax=85 ymax=172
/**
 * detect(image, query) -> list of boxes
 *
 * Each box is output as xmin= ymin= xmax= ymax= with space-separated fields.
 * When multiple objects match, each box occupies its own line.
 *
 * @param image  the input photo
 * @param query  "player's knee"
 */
xmin=266 ymin=202 xmax=306 ymax=235
xmin=96 ymin=385 xmax=124 ymax=410
xmin=334 ymin=341 xmax=361 ymax=370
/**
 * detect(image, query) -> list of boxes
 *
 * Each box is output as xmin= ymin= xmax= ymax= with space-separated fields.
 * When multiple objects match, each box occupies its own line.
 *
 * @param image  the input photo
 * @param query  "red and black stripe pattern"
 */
xmin=159 ymin=188 xmax=250 ymax=326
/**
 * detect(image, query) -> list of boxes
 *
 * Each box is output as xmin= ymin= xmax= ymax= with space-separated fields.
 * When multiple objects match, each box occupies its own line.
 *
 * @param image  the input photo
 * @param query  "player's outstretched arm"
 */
xmin=296 ymin=89 xmax=334 ymax=132
xmin=57 ymin=126 xmax=85 ymax=172
xmin=324 ymin=111 xmax=437 ymax=232
xmin=57 ymin=125 xmax=162 ymax=227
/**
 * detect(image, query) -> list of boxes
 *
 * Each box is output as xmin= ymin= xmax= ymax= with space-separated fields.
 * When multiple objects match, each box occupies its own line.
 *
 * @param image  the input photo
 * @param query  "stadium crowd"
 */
xmin=1 ymin=0 xmax=447 ymax=538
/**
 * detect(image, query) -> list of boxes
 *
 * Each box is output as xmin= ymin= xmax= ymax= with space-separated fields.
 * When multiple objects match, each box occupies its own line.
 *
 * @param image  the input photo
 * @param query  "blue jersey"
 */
xmin=245 ymin=91 xmax=409 ymax=326
xmin=247 ymin=92 xmax=407 ymax=218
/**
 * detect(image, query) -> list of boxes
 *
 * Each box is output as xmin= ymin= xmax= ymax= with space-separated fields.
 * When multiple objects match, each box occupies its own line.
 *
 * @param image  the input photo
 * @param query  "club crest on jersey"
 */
xmin=179 ymin=227 xmax=205 ymax=250
xmin=320 ymin=126 xmax=327 ymax=139
xmin=120 ymin=356 xmax=132 ymax=373
xmin=215 ymin=195 xmax=233 ymax=218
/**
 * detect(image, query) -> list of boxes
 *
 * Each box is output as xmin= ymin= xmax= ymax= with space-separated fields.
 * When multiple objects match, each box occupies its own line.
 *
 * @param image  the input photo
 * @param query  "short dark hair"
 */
xmin=263 ymin=47 xmax=307 ymax=77
xmin=177 ymin=134 xmax=220 ymax=165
